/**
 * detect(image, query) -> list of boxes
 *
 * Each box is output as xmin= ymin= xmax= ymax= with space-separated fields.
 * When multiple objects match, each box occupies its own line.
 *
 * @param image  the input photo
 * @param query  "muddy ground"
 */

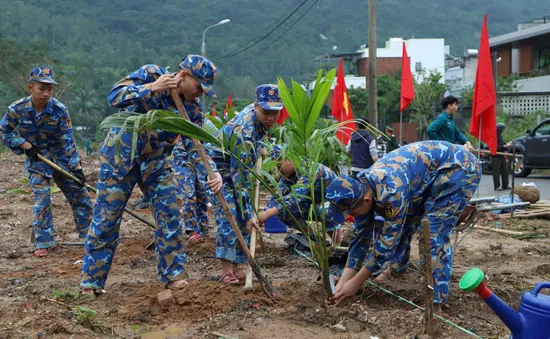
xmin=1 ymin=151 xmax=550 ymax=339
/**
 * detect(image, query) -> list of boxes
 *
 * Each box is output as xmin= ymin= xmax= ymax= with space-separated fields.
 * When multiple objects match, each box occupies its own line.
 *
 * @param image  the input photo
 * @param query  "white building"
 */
xmin=445 ymin=50 xmax=479 ymax=97
xmin=356 ymin=37 xmax=447 ymax=83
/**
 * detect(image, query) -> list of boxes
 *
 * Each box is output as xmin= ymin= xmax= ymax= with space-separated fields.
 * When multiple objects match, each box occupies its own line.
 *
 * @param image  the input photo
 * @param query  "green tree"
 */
xmin=409 ymin=71 xmax=448 ymax=139
xmin=69 ymin=89 xmax=105 ymax=138
xmin=377 ymin=74 xmax=401 ymax=125
xmin=348 ymin=87 xmax=368 ymax=119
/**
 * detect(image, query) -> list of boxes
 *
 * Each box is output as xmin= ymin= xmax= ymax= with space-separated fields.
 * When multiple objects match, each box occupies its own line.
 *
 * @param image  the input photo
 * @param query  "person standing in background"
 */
xmin=346 ymin=119 xmax=378 ymax=179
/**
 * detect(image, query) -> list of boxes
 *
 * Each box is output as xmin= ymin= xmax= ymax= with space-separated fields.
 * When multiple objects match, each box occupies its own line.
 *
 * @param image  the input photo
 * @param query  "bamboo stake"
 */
xmin=36 ymin=154 xmax=156 ymax=230
xmin=245 ymin=158 xmax=263 ymax=289
xmin=170 ymin=90 xmax=279 ymax=301
xmin=420 ymin=221 xmax=434 ymax=336
xmin=473 ymin=225 xmax=526 ymax=236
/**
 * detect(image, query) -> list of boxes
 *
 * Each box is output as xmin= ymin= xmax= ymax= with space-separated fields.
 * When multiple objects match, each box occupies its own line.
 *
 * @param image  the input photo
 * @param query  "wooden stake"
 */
xmin=170 ymin=90 xmax=279 ymax=301
xmin=473 ymin=225 xmax=526 ymax=236
xmin=245 ymin=158 xmax=263 ymax=289
xmin=420 ymin=221 xmax=434 ymax=336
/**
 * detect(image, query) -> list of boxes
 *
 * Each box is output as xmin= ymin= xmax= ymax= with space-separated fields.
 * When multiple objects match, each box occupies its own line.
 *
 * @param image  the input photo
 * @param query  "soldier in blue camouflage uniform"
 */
xmin=207 ymin=84 xmax=281 ymax=284
xmin=258 ymin=144 xmax=343 ymax=243
xmin=0 ymin=66 xmax=92 ymax=257
xmin=81 ymin=56 xmax=222 ymax=295
xmin=171 ymin=113 xmax=218 ymax=242
xmin=325 ymin=141 xmax=481 ymax=314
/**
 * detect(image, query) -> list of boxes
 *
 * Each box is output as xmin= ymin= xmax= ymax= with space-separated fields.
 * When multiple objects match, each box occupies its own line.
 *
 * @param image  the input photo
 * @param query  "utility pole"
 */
xmin=368 ymin=0 xmax=378 ymax=127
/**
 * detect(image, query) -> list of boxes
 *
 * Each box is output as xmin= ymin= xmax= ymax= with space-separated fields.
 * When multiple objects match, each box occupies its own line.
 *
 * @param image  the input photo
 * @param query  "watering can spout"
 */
xmin=460 ymin=268 xmax=524 ymax=334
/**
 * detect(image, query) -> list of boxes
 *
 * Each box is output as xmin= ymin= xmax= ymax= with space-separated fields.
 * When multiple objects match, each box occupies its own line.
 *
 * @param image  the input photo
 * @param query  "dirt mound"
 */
xmin=514 ymin=185 xmax=540 ymax=204
xmin=186 ymin=236 xmax=217 ymax=256
xmin=114 ymin=238 xmax=156 ymax=267
xmin=171 ymin=282 xmax=273 ymax=318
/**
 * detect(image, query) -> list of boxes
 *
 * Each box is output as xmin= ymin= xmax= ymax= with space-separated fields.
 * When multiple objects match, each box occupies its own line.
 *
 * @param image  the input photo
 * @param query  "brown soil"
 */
xmin=2 ymin=151 xmax=550 ymax=338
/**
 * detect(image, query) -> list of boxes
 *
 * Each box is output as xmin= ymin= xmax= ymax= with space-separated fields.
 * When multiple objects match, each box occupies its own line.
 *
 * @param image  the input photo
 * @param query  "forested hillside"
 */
xmin=1 ymin=0 xmax=547 ymax=137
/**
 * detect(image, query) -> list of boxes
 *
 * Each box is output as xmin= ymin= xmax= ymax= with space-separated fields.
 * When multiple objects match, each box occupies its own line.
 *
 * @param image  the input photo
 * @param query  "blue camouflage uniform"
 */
xmin=326 ymin=141 xmax=481 ymax=304
xmin=171 ymin=109 xmax=218 ymax=237
xmin=266 ymin=146 xmax=341 ymax=232
xmin=81 ymin=56 xmax=218 ymax=290
xmin=207 ymin=84 xmax=282 ymax=264
xmin=0 ymin=66 xmax=92 ymax=249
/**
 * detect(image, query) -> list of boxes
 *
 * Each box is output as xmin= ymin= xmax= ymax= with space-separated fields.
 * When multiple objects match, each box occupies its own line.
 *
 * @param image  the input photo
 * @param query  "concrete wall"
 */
xmin=514 ymin=75 xmax=550 ymax=92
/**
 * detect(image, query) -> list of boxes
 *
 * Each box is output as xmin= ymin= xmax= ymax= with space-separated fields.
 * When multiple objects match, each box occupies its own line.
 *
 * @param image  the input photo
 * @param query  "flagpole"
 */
xmin=399 ymin=111 xmax=403 ymax=146
xmin=477 ymin=115 xmax=482 ymax=198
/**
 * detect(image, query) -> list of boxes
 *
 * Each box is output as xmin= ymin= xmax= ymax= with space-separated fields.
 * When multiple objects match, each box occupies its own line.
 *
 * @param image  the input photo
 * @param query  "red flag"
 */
xmin=470 ymin=15 xmax=497 ymax=154
xmin=223 ymin=93 xmax=233 ymax=117
xmin=400 ymin=42 xmax=415 ymax=112
xmin=211 ymin=102 xmax=217 ymax=117
xmin=277 ymin=106 xmax=289 ymax=125
xmin=331 ymin=58 xmax=356 ymax=145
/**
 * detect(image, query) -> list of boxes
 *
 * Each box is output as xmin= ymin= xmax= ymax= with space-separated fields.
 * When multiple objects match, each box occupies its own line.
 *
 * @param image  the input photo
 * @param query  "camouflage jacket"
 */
xmin=103 ymin=64 xmax=203 ymax=180
xmin=269 ymin=164 xmax=337 ymax=220
xmin=347 ymin=141 xmax=480 ymax=272
xmin=1 ymin=96 xmax=81 ymax=176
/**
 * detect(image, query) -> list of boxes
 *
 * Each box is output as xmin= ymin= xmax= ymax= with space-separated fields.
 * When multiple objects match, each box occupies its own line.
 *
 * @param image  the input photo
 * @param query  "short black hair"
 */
xmin=441 ymin=95 xmax=459 ymax=109
xmin=356 ymin=118 xmax=370 ymax=129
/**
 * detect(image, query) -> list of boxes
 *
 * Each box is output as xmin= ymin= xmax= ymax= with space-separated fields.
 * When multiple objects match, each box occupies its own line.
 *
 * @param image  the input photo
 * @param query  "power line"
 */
xmin=233 ymin=0 xmax=319 ymax=64
xmin=217 ymin=0 xmax=310 ymax=59
xmin=218 ymin=2 xmax=304 ymax=58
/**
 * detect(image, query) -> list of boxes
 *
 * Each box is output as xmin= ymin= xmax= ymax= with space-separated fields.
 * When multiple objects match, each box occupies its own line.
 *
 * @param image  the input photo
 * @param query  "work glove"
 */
xmin=72 ymin=169 xmax=86 ymax=187
xmin=23 ymin=144 xmax=41 ymax=160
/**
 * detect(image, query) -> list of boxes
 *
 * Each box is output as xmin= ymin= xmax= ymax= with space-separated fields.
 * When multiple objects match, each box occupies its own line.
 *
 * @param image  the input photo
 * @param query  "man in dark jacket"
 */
xmin=346 ymin=119 xmax=378 ymax=179
xmin=427 ymin=95 xmax=474 ymax=152
xmin=492 ymin=123 xmax=511 ymax=191
xmin=384 ymin=126 xmax=400 ymax=153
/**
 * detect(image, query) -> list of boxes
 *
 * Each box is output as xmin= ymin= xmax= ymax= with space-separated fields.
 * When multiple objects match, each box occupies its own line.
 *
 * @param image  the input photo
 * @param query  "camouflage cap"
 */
xmin=180 ymin=55 xmax=218 ymax=98
xmin=255 ymin=84 xmax=283 ymax=110
xmin=325 ymin=175 xmax=366 ymax=224
xmin=29 ymin=66 xmax=57 ymax=85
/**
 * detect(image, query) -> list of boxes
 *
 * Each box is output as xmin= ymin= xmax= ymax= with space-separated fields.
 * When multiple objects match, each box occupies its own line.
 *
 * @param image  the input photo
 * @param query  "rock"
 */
xmin=514 ymin=186 xmax=540 ymax=204
xmin=458 ymin=314 xmax=465 ymax=320
xmin=332 ymin=323 xmax=346 ymax=333
xmin=157 ymin=289 xmax=174 ymax=307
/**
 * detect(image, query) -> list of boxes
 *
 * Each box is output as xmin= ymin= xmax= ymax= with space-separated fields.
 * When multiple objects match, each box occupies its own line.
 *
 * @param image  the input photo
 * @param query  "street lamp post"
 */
xmin=202 ymin=19 xmax=230 ymax=56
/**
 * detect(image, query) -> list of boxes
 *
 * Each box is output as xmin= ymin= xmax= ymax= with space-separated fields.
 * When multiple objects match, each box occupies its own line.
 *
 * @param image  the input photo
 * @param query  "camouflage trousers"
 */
xmin=171 ymin=152 xmax=209 ymax=237
xmin=29 ymin=171 xmax=93 ymax=249
xmin=81 ymin=161 xmax=187 ymax=290
xmin=211 ymin=171 xmax=251 ymax=264
xmin=384 ymin=165 xmax=481 ymax=304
